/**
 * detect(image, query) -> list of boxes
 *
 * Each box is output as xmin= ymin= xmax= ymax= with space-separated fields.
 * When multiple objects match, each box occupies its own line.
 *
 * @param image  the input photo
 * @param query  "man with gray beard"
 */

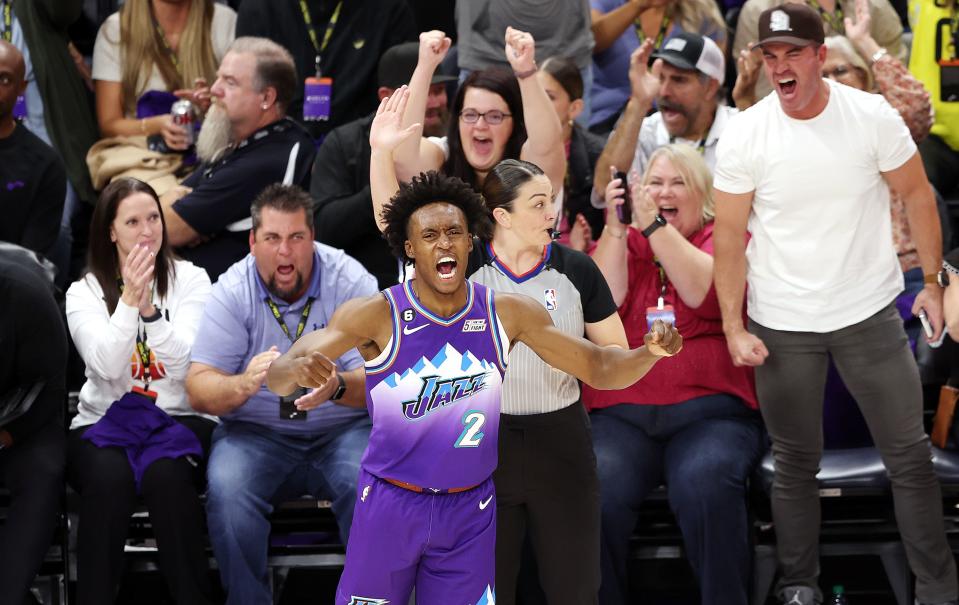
xmin=593 ymin=32 xmax=733 ymax=196
xmin=160 ymin=37 xmax=316 ymax=282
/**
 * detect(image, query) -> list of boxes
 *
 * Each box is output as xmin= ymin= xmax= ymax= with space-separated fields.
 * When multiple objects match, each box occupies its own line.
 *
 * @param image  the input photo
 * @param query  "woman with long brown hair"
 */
xmin=65 ymin=177 xmax=215 ymax=604
xmin=92 ymin=0 xmax=236 ymax=150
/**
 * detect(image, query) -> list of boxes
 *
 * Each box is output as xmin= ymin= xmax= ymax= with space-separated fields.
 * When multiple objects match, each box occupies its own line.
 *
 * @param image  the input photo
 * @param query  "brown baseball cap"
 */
xmin=757 ymin=3 xmax=825 ymax=47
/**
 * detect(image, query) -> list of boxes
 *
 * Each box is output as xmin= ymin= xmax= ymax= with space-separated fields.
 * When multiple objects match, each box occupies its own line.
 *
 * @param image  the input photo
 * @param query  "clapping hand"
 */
xmin=844 ymin=0 xmax=881 ymax=59
xmin=120 ymin=243 xmax=155 ymax=310
xmin=241 ymin=346 xmax=281 ymax=398
xmin=628 ymin=39 xmax=663 ymax=107
xmin=732 ymin=43 xmax=762 ymax=110
xmin=370 ymin=86 xmax=422 ymax=153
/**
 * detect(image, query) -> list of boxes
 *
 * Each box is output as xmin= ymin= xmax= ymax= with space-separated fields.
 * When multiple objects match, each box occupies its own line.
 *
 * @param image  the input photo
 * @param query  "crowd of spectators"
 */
xmin=1 ymin=0 xmax=959 ymax=604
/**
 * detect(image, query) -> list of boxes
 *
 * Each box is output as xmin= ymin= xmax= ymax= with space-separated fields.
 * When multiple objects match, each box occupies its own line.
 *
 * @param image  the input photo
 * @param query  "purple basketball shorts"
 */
xmin=335 ymin=468 xmax=497 ymax=605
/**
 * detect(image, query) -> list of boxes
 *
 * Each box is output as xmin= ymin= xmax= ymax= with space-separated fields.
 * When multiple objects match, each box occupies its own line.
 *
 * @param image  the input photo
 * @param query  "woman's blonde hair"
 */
xmin=116 ymin=0 xmax=218 ymax=114
xmin=672 ymin=0 xmax=727 ymax=45
xmin=641 ymin=144 xmax=715 ymax=224
xmin=823 ymin=35 xmax=875 ymax=92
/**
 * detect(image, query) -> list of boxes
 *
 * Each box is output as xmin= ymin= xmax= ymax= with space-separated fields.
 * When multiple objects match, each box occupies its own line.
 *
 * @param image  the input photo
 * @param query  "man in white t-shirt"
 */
xmin=712 ymin=4 xmax=958 ymax=605
xmin=593 ymin=32 xmax=735 ymax=197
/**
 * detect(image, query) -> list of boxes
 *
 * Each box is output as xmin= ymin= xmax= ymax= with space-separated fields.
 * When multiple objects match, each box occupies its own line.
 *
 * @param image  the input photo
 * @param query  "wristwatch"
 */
xmin=330 ymin=374 xmax=347 ymax=401
xmin=938 ymin=269 xmax=951 ymax=288
xmin=641 ymin=214 xmax=667 ymax=238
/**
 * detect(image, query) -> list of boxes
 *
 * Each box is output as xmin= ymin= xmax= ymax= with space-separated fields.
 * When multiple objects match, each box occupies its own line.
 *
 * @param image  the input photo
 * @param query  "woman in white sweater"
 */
xmin=65 ymin=177 xmax=215 ymax=605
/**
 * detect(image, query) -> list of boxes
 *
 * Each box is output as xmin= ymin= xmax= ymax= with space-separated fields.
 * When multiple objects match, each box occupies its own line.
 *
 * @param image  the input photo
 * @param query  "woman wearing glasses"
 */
xmin=371 ymin=75 xmax=632 ymax=601
xmin=393 ymin=28 xmax=565 ymax=201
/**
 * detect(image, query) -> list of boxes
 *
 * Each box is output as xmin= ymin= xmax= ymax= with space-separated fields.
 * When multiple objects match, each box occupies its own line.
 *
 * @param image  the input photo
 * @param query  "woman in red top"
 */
xmin=585 ymin=144 xmax=763 ymax=605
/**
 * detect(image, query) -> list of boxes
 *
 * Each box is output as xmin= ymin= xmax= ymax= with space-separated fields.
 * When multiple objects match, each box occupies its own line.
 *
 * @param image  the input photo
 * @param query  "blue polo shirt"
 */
xmin=191 ymin=242 xmax=378 ymax=435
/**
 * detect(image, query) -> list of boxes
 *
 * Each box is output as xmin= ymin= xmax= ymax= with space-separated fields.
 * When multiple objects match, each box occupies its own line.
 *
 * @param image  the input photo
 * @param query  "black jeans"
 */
xmin=67 ymin=415 xmax=217 ymax=605
xmin=751 ymin=303 xmax=958 ymax=604
xmin=0 ymin=421 xmax=65 ymax=603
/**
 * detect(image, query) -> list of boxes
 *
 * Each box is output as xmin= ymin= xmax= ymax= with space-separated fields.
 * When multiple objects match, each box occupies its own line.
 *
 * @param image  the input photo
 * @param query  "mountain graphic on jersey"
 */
xmin=375 ymin=344 xmax=496 ymax=421
xmin=362 ymin=281 xmax=506 ymax=490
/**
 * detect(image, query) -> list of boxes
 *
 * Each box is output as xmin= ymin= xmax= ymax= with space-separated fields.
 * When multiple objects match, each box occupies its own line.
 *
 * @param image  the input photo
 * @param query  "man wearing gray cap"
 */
xmin=594 ymin=31 xmax=731 ymax=195
xmin=713 ymin=4 xmax=957 ymax=605
xmin=311 ymin=42 xmax=456 ymax=290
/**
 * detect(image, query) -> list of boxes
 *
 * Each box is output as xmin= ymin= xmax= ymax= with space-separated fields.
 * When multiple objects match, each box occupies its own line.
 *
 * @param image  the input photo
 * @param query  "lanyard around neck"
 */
xmin=1 ymin=2 xmax=12 ymax=43
xmin=299 ymin=0 xmax=343 ymax=75
xmin=807 ymin=0 xmax=845 ymax=34
xmin=118 ymin=277 xmax=156 ymax=385
xmin=266 ymin=297 xmax=314 ymax=342
xmin=634 ymin=8 xmax=671 ymax=49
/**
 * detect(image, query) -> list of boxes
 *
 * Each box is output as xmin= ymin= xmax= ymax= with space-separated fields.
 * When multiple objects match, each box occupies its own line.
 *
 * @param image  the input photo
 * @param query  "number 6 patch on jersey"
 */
xmin=454 ymin=410 xmax=486 ymax=448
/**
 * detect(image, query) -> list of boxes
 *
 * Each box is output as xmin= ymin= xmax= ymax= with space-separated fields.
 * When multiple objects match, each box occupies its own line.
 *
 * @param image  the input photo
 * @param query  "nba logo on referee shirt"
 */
xmin=544 ymin=289 xmax=557 ymax=310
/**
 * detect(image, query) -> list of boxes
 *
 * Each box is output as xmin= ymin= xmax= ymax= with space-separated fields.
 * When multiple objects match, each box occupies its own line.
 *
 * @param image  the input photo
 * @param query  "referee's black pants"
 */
xmin=493 ymin=402 xmax=600 ymax=605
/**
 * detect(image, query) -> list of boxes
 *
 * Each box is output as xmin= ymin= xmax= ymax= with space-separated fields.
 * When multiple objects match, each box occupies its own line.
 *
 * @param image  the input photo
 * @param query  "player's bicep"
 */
xmin=499 ymin=294 xmax=595 ymax=376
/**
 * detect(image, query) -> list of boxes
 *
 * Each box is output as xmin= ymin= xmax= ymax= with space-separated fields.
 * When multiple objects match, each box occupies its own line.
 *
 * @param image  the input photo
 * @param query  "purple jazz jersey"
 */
xmin=361 ymin=280 xmax=509 ymax=490
xmin=335 ymin=469 xmax=497 ymax=605
xmin=336 ymin=280 xmax=507 ymax=605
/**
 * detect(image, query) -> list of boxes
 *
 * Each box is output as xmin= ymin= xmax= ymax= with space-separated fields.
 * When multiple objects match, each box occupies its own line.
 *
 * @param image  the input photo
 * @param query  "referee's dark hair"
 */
xmin=250 ymin=183 xmax=314 ymax=234
xmin=481 ymin=159 xmax=546 ymax=219
xmin=381 ymin=171 xmax=492 ymax=263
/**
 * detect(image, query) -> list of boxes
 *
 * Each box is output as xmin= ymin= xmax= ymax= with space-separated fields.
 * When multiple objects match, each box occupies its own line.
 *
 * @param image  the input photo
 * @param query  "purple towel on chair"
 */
xmin=83 ymin=391 xmax=202 ymax=492
xmin=136 ymin=90 xmax=179 ymax=119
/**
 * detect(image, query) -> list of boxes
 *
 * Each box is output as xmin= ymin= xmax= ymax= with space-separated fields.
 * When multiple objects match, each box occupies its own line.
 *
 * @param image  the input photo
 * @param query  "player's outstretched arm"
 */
xmin=266 ymin=294 xmax=387 ymax=397
xmin=496 ymin=293 xmax=682 ymax=389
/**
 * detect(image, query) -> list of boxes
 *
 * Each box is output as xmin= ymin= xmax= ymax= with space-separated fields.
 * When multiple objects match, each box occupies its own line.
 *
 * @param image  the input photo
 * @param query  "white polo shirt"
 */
xmin=713 ymin=81 xmax=916 ymax=332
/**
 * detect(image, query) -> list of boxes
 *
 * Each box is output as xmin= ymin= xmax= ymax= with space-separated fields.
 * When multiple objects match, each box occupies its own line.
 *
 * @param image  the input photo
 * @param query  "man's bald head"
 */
xmin=0 ymin=41 xmax=25 ymax=83
xmin=0 ymin=41 xmax=26 ymax=125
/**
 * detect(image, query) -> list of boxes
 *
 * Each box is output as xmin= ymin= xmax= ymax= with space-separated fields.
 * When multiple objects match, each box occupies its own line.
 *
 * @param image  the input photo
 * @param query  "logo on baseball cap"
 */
xmin=651 ymin=32 xmax=725 ymax=86
xmin=757 ymin=3 xmax=825 ymax=47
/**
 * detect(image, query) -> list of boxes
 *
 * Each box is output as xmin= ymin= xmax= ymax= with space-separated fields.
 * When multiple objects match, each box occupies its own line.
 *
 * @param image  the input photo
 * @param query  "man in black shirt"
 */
xmin=0 ymin=41 xmax=65 ymax=261
xmin=236 ymin=0 xmax=417 ymax=142
xmin=0 ymin=246 xmax=68 ymax=604
xmin=311 ymin=42 xmax=454 ymax=289
xmin=161 ymin=37 xmax=316 ymax=282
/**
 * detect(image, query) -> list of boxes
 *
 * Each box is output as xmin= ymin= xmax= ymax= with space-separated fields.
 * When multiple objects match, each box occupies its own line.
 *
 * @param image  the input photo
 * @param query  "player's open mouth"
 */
xmin=777 ymin=78 xmax=797 ymax=96
xmin=436 ymin=256 xmax=457 ymax=281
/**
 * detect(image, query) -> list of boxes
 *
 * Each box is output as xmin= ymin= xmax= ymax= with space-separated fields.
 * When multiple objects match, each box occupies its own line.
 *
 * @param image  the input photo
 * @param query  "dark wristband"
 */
xmin=641 ymin=214 xmax=667 ymax=238
xmin=140 ymin=308 xmax=163 ymax=322
xmin=330 ymin=374 xmax=347 ymax=401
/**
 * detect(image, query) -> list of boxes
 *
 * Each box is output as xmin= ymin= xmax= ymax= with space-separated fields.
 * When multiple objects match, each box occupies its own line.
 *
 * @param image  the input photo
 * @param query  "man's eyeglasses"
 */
xmin=459 ymin=109 xmax=512 ymax=125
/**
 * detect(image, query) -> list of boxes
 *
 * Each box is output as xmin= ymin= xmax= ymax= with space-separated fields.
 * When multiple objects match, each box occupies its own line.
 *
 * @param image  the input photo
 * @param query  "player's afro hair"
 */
xmin=381 ymin=171 xmax=492 ymax=263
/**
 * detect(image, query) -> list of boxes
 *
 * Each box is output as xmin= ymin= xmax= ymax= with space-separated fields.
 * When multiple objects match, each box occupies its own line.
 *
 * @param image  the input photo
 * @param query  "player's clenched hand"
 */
xmin=241 ymin=346 xmax=280 ymax=397
xmin=291 ymin=350 xmax=336 ymax=389
xmin=294 ymin=367 xmax=339 ymax=411
xmin=644 ymin=320 xmax=682 ymax=357
xmin=725 ymin=328 xmax=768 ymax=367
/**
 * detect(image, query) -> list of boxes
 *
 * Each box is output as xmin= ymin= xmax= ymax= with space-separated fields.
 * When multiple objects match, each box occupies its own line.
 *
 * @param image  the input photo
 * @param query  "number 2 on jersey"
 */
xmin=454 ymin=410 xmax=486 ymax=448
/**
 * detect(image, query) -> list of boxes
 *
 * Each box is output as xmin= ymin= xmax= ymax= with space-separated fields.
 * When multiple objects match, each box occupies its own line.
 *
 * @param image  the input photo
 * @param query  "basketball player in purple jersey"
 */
xmin=267 ymin=166 xmax=682 ymax=605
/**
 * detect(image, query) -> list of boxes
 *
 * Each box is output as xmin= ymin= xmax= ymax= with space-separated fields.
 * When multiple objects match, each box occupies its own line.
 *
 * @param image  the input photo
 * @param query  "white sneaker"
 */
xmin=779 ymin=586 xmax=820 ymax=605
